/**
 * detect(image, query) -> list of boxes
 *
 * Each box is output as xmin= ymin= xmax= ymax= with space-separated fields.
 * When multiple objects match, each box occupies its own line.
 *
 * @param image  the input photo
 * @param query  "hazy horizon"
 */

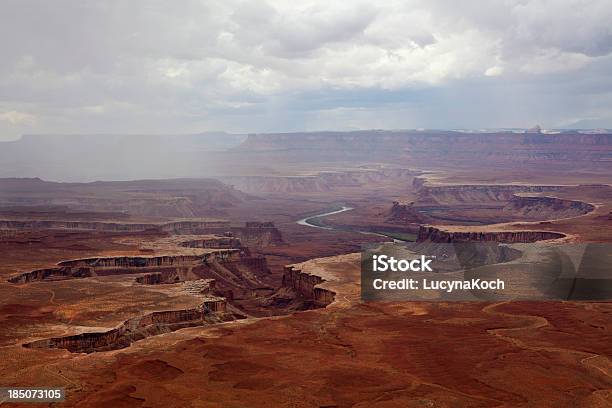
xmin=2 ymin=125 xmax=612 ymax=143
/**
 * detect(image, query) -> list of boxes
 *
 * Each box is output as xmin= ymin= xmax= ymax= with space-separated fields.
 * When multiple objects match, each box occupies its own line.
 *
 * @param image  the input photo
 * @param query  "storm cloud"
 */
xmin=1 ymin=0 xmax=612 ymax=139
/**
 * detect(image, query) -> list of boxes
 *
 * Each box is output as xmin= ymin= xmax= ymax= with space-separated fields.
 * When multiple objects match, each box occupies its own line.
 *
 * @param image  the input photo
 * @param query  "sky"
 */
xmin=1 ymin=0 xmax=612 ymax=140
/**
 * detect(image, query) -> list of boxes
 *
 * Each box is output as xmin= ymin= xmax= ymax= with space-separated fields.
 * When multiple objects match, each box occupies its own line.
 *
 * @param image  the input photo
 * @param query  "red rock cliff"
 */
xmin=282 ymin=266 xmax=335 ymax=307
xmin=417 ymin=226 xmax=565 ymax=243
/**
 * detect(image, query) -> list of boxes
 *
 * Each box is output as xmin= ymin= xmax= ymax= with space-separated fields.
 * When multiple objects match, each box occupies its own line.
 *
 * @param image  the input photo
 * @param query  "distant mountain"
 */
xmin=560 ymin=117 xmax=612 ymax=130
xmin=236 ymin=130 xmax=612 ymax=162
xmin=1 ymin=130 xmax=611 ymax=182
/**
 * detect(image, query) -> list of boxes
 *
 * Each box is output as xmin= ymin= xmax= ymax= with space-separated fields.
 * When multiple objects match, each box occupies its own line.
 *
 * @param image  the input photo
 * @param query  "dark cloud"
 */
xmin=1 ymin=0 xmax=612 ymax=140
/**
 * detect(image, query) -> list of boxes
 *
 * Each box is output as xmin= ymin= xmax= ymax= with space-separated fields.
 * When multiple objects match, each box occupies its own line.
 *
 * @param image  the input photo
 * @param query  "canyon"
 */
xmin=0 ymin=130 xmax=610 ymax=407
xmin=24 ymin=295 xmax=232 ymax=353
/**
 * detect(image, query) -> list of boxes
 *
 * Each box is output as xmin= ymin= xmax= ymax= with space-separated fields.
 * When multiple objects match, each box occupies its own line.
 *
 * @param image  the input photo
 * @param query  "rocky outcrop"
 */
xmin=7 ymin=249 xmax=249 ymax=284
xmin=180 ymin=236 xmax=242 ymax=249
xmin=236 ymin=131 xmax=612 ymax=164
xmin=0 ymin=217 xmax=283 ymax=248
xmin=159 ymin=221 xmax=231 ymax=234
xmin=133 ymin=252 xmax=269 ymax=287
xmin=410 ymin=182 xmax=596 ymax=224
xmin=386 ymin=201 xmax=430 ymax=224
xmin=416 ymin=184 xmax=564 ymax=206
xmin=417 ymin=226 xmax=565 ymax=243
xmin=135 ymin=272 xmax=165 ymax=285
xmin=0 ymin=219 xmax=160 ymax=232
xmin=502 ymin=195 xmax=594 ymax=219
xmin=0 ymin=219 xmax=233 ymax=233
xmin=161 ymin=222 xmax=282 ymax=247
xmin=282 ymin=266 xmax=335 ymax=307
xmin=182 ymin=279 xmax=217 ymax=296
xmin=8 ymin=266 xmax=93 ymax=284
xmin=232 ymin=222 xmax=283 ymax=247
xmin=219 ymin=168 xmax=417 ymax=194
xmin=59 ymin=254 xmax=208 ymax=269
xmin=24 ymin=298 xmax=234 ymax=353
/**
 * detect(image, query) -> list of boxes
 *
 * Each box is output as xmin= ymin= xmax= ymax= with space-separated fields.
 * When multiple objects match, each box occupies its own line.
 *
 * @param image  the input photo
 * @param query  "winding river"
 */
xmin=296 ymin=206 xmax=412 ymax=242
xmin=296 ymin=206 xmax=354 ymax=230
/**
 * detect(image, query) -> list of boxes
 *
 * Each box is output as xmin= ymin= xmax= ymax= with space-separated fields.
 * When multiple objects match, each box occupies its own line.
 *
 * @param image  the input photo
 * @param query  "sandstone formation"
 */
xmin=415 ymin=184 xmax=564 ymax=206
xmin=236 ymin=130 xmax=612 ymax=164
xmin=0 ymin=219 xmax=283 ymax=247
xmin=24 ymin=297 xmax=234 ymax=353
xmin=408 ymin=182 xmax=596 ymax=225
xmin=502 ymin=195 xmax=594 ymax=219
xmin=417 ymin=226 xmax=565 ymax=243
xmin=179 ymin=236 xmax=242 ymax=249
xmin=281 ymin=265 xmax=335 ymax=308
xmin=6 ymin=249 xmax=267 ymax=285
xmin=7 ymin=266 xmax=92 ymax=283
xmin=0 ymin=219 xmax=162 ymax=232
xmin=233 ymin=222 xmax=283 ymax=247
xmin=385 ymin=201 xmax=430 ymax=224
xmin=219 ymin=168 xmax=417 ymax=194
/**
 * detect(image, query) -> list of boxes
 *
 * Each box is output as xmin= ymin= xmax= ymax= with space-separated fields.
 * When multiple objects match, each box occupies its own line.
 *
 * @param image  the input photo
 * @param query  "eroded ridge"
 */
xmin=24 ymin=294 xmax=236 ymax=353
xmin=7 ymin=249 xmax=254 ymax=284
xmin=281 ymin=265 xmax=336 ymax=308
xmin=0 ymin=220 xmax=284 ymax=247
xmin=12 ymin=228 xmax=339 ymax=353
xmin=408 ymin=182 xmax=598 ymax=224
xmin=19 ymin=256 xmax=339 ymax=353
xmin=417 ymin=226 xmax=566 ymax=243
xmin=20 ymin=258 xmax=339 ymax=353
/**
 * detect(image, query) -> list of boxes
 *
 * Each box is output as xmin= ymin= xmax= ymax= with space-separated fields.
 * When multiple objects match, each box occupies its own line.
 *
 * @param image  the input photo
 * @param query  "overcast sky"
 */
xmin=1 ymin=0 xmax=612 ymax=140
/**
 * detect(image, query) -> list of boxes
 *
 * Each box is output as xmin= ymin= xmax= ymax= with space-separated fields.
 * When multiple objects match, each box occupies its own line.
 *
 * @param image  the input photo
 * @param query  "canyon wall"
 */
xmin=7 ymin=249 xmax=247 ymax=284
xmin=0 ymin=219 xmax=158 ymax=232
xmin=159 ymin=221 xmax=231 ymax=234
xmin=407 ymin=182 xmax=596 ymax=225
xmin=0 ymin=218 xmax=278 ymax=235
xmin=236 ymin=131 xmax=612 ymax=164
xmin=0 ymin=219 xmax=283 ymax=247
xmin=502 ymin=195 xmax=594 ymax=219
xmin=180 ymin=236 xmax=242 ymax=249
xmin=417 ymin=226 xmax=565 ymax=243
xmin=220 ymin=168 xmax=417 ymax=194
xmin=415 ymin=184 xmax=564 ymax=206
xmin=386 ymin=201 xmax=431 ymax=224
xmin=231 ymin=222 xmax=283 ymax=247
xmin=59 ymin=254 xmax=208 ymax=268
xmin=282 ymin=266 xmax=335 ymax=307
xmin=24 ymin=298 xmax=231 ymax=353
xmin=8 ymin=267 xmax=92 ymax=284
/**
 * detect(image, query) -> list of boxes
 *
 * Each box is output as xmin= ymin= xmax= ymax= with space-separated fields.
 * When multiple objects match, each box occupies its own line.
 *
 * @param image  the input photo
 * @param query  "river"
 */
xmin=296 ymin=206 xmax=354 ymax=230
xmin=296 ymin=206 xmax=412 ymax=242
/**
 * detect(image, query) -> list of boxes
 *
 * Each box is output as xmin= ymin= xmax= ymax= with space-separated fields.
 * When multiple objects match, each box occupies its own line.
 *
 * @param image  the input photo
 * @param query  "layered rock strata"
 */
xmin=7 ymin=249 xmax=263 ymax=284
xmin=417 ymin=226 xmax=565 ymax=243
xmin=282 ymin=266 xmax=335 ymax=307
xmin=24 ymin=297 xmax=232 ymax=353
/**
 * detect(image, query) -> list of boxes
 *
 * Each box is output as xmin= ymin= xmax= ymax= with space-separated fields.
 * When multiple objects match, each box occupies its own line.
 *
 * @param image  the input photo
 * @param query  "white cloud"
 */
xmin=0 ymin=110 xmax=36 ymax=125
xmin=485 ymin=66 xmax=504 ymax=77
xmin=518 ymin=50 xmax=591 ymax=74
xmin=0 ymin=0 xmax=611 ymax=139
